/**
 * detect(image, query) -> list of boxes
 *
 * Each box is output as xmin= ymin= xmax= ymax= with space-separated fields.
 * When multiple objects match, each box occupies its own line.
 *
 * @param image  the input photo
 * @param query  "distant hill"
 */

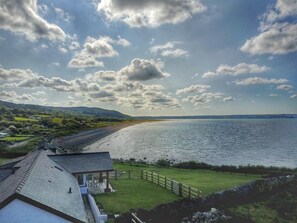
xmin=0 ymin=100 xmax=130 ymax=119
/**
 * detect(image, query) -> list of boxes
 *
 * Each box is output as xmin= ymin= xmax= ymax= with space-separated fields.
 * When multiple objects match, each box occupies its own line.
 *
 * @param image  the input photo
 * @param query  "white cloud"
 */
xmin=0 ymin=67 xmax=36 ymax=81
xmin=54 ymin=7 xmax=72 ymax=23
xmin=176 ymin=84 xmax=210 ymax=95
xmin=201 ymin=72 xmax=216 ymax=78
xmin=182 ymin=92 xmax=224 ymax=107
xmin=241 ymin=0 xmax=297 ymax=55
xmin=216 ymin=63 xmax=271 ymax=75
xmin=241 ymin=23 xmax=297 ymax=55
xmin=0 ymin=66 xmax=101 ymax=93
xmin=68 ymin=36 xmax=130 ymax=68
xmin=0 ymin=61 xmax=177 ymax=110
xmin=276 ymin=84 xmax=293 ymax=91
xmin=223 ymin=96 xmax=235 ymax=102
xmin=68 ymin=57 xmax=104 ymax=68
xmin=233 ymin=77 xmax=288 ymax=85
xmin=116 ymin=36 xmax=131 ymax=47
xmin=66 ymin=100 xmax=76 ymax=106
xmin=150 ymin=42 xmax=189 ymax=58
xmin=0 ymin=0 xmax=66 ymax=42
xmin=119 ymin=90 xmax=181 ymax=110
xmin=97 ymin=0 xmax=207 ymax=28
xmin=86 ymin=71 xmax=117 ymax=82
xmin=202 ymin=63 xmax=270 ymax=78
xmin=177 ymin=83 xmax=234 ymax=108
xmin=58 ymin=47 xmax=68 ymax=54
xmin=290 ymin=93 xmax=297 ymax=98
xmin=32 ymin=91 xmax=46 ymax=96
xmin=0 ymin=91 xmax=35 ymax=101
xmin=119 ymin=58 xmax=169 ymax=81
xmin=260 ymin=0 xmax=297 ymax=25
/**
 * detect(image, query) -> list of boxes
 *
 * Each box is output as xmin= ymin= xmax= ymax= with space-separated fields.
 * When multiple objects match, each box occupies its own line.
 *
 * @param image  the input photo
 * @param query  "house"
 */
xmin=0 ymin=145 xmax=113 ymax=223
xmin=0 ymin=132 xmax=9 ymax=138
xmin=0 ymin=129 xmax=12 ymax=138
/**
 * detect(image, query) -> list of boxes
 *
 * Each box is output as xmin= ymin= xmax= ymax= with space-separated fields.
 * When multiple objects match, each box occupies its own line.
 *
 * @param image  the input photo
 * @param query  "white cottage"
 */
xmin=0 ymin=147 xmax=113 ymax=223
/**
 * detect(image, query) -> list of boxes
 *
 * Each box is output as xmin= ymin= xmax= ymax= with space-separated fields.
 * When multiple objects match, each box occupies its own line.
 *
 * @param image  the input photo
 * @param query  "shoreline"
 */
xmin=54 ymin=120 xmax=151 ymax=152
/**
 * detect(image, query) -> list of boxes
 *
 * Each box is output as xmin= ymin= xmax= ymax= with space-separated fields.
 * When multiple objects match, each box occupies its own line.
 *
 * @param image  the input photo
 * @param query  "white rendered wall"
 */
xmin=0 ymin=199 xmax=71 ymax=223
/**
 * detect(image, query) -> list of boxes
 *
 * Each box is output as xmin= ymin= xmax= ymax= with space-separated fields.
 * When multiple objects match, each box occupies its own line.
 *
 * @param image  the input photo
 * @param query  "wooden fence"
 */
xmin=111 ymin=170 xmax=141 ymax=180
xmin=141 ymin=170 xmax=202 ymax=199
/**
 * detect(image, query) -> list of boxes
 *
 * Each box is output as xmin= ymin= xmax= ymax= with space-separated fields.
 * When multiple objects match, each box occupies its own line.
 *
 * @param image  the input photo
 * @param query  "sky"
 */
xmin=0 ymin=0 xmax=296 ymax=116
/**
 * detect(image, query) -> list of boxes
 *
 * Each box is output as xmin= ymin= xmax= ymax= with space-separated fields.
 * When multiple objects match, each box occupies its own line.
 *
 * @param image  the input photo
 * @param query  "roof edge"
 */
xmin=48 ymin=151 xmax=111 ymax=157
xmin=0 ymin=193 xmax=86 ymax=223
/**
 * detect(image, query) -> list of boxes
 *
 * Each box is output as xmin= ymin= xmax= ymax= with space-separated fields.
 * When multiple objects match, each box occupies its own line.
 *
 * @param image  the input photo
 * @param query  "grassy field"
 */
xmin=0 ymin=135 xmax=33 ymax=142
xmin=95 ymin=163 xmax=261 ymax=215
xmin=14 ymin=117 xmax=38 ymax=122
xmin=52 ymin=117 xmax=63 ymax=123
xmin=113 ymin=163 xmax=261 ymax=195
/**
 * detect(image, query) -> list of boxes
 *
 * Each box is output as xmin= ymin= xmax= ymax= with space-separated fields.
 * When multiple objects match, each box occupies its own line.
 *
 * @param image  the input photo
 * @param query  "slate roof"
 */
xmin=48 ymin=152 xmax=113 ymax=174
xmin=0 ymin=150 xmax=87 ymax=223
xmin=0 ymin=156 xmax=25 ymax=182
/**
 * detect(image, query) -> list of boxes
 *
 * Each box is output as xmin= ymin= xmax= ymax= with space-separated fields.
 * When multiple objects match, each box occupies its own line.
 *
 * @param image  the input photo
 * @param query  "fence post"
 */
xmin=157 ymin=174 xmax=159 ymax=186
xmin=145 ymin=170 xmax=147 ymax=180
xmin=188 ymin=186 xmax=191 ymax=198
xmin=179 ymin=183 xmax=183 ymax=197
xmin=171 ymin=179 xmax=173 ymax=192
xmin=165 ymin=177 xmax=167 ymax=189
xmin=115 ymin=170 xmax=117 ymax=180
xmin=141 ymin=170 xmax=143 ymax=179
xmin=151 ymin=172 xmax=153 ymax=182
xmin=129 ymin=170 xmax=131 ymax=179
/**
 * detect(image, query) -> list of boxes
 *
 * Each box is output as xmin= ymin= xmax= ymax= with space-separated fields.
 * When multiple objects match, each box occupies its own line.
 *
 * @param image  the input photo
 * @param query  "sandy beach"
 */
xmin=54 ymin=121 xmax=146 ymax=152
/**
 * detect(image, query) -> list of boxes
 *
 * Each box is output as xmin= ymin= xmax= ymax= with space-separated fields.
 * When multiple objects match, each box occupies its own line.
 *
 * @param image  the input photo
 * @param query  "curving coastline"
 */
xmin=54 ymin=121 xmax=148 ymax=152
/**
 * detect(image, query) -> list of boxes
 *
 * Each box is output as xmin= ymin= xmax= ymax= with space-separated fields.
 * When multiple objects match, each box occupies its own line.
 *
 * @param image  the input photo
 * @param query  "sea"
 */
xmin=86 ymin=119 xmax=297 ymax=168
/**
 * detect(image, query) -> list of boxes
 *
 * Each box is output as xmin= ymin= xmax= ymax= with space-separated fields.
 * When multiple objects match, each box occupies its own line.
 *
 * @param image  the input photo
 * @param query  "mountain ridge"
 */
xmin=0 ymin=100 xmax=130 ymax=119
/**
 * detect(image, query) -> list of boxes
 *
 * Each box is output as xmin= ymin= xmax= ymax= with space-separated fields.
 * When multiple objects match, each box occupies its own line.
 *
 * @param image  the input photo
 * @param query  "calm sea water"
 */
xmin=86 ymin=119 xmax=297 ymax=168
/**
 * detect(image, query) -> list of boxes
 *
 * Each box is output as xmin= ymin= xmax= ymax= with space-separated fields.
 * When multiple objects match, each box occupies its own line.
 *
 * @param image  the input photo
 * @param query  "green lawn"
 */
xmin=95 ymin=163 xmax=261 ymax=215
xmin=95 ymin=179 xmax=179 ymax=214
xmin=113 ymin=163 xmax=261 ymax=195
xmin=14 ymin=117 xmax=37 ymax=122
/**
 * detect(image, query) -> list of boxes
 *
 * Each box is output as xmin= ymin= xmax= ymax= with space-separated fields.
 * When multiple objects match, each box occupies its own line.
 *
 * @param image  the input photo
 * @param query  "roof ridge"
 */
xmin=15 ymin=150 xmax=42 ymax=193
xmin=48 ymin=151 xmax=110 ymax=156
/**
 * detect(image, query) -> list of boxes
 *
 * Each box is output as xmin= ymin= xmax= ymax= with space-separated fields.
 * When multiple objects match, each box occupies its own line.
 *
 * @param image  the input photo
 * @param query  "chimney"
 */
xmin=68 ymin=187 xmax=72 ymax=193
xmin=12 ymin=167 xmax=19 ymax=174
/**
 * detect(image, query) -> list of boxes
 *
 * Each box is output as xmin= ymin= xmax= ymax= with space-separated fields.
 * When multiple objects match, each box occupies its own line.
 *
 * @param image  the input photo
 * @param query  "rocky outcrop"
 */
xmin=182 ymin=208 xmax=231 ymax=223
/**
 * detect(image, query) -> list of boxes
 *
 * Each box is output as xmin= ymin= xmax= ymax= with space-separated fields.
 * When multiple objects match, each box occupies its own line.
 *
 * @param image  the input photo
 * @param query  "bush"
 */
xmin=156 ymin=159 xmax=170 ymax=167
